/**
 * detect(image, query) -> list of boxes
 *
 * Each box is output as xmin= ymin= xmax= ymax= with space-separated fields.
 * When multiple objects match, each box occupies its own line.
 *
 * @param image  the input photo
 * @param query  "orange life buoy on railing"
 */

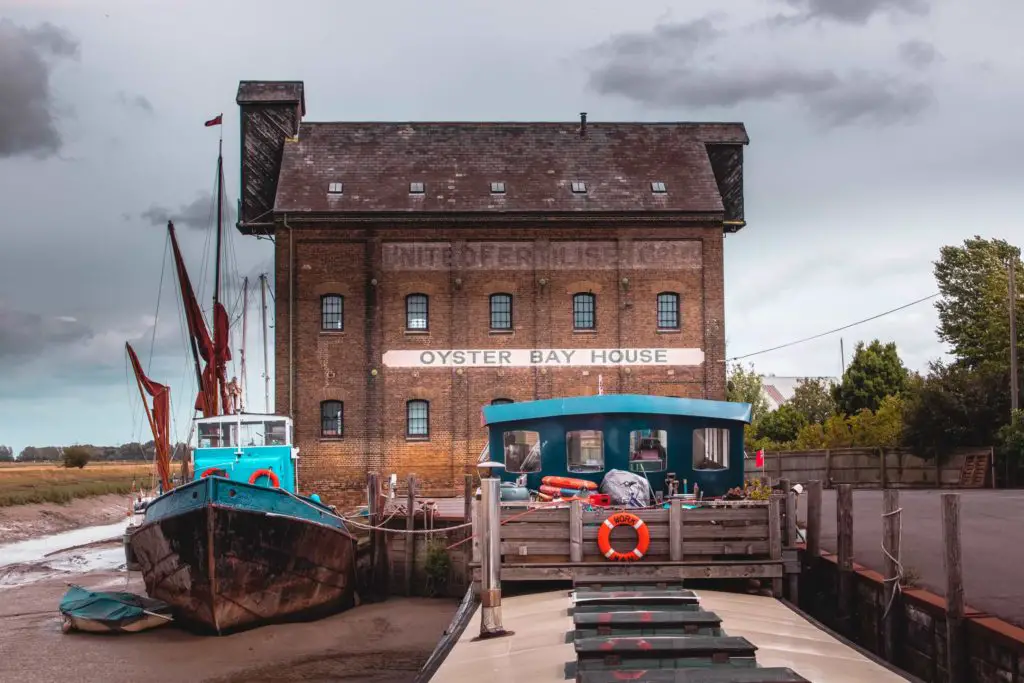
xmin=597 ymin=511 xmax=650 ymax=562
xmin=248 ymin=468 xmax=280 ymax=488
xmin=201 ymin=467 xmax=228 ymax=478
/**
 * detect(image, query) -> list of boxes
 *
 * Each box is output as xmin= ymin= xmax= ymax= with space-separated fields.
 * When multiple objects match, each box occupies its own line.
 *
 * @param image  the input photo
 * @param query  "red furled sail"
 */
xmin=126 ymin=342 xmax=172 ymax=492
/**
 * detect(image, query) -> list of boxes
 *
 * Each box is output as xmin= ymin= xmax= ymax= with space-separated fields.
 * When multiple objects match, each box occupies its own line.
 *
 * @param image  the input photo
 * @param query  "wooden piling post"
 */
xmin=836 ymin=484 xmax=854 ymax=634
xmin=367 ymin=472 xmax=378 ymax=578
xmin=405 ymin=474 xmax=416 ymax=596
xmin=669 ymin=498 xmax=683 ymax=562
xmin=786 ymin=488 xmax=799 ymax=605
xmin=882 ymin=489 xmax=901 ymax=663
xmin=463 ymin=473 xmax=473 ymax=584
xmin=768 ymin=495 xmax=783 ymax=598
xmin=778 ymin=478 xmax=791 ymax=545
xmin=942 ymin=493 xmax=966 ymax=683
xmin=806 ymin=480 xmax=822 ymax=562
xmin=569 ymin=499 xmax=583 ymax=563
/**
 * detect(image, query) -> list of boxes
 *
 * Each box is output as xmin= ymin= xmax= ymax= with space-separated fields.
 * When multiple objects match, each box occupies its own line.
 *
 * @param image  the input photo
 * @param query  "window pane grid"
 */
xmin=320 ymin=401 xmax=343 ymax=437
xmin=406 ymin=294 xmax=428 ymax=330
xmin=407 ymin=400 xmax=429 ymax=437
xmin=657 ymin=292 xmax=679 ymax=329
xmin=321 ymin=295 xmax=344 ymax=330
xmin=573 ymin=293 xmax=595 ymax=329
xmin=490 ymin=293 xmax=512 ymax=329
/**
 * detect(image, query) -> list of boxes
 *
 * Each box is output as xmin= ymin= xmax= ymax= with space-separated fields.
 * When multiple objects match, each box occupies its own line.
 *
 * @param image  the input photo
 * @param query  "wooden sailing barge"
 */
xmin=125 ymin=123 xmax=357 ymax=635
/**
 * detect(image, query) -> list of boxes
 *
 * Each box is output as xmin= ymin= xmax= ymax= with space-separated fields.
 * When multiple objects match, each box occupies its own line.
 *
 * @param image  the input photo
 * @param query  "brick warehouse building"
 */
xmin=234 ymin=80 xmax=749 ymax=503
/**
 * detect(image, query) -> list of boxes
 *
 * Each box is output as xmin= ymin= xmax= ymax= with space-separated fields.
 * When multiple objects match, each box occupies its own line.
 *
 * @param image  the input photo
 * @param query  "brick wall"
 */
xmin=275 ymin=222 xmax=728 ymax=504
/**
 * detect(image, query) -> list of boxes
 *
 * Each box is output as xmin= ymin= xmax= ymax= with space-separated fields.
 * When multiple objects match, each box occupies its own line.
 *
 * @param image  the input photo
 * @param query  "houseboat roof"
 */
xmin=481 ymin=394 xmax=752 ymax=427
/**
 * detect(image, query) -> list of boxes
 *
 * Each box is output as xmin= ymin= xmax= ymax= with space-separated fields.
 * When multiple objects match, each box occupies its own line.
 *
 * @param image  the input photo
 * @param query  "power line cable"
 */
xmin=727 ymin=292 xmax=940 ymax=362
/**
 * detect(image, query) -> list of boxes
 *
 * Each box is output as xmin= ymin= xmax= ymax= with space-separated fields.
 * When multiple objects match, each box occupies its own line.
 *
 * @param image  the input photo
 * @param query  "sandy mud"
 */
xmin=0 ymin=493 xmax=131 ymax=544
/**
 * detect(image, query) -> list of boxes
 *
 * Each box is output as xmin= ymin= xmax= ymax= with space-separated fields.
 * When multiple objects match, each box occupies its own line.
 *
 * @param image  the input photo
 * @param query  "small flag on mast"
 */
xmin=204 ymin=114 xmax=223 ymax=127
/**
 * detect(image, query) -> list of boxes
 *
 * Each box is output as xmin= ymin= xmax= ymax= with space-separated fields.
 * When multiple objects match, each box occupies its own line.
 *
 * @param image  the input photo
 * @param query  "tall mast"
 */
xmin=213 ymin=138 xmax=224 ymax=317
xmin=260 ymin=273 xmax=271 ymax=413
xmin=240 ymin=276 xmax=248 ymax=413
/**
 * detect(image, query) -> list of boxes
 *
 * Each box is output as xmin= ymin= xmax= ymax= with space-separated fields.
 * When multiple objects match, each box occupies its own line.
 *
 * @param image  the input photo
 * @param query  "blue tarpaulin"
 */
xmin=59 ymin=584 xmax=172 ymax=633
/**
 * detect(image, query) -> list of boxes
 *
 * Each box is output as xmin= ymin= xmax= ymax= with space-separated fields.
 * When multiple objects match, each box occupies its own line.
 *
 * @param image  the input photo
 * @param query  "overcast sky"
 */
xmin=1 ymin=0 xmax=1022 ymax=454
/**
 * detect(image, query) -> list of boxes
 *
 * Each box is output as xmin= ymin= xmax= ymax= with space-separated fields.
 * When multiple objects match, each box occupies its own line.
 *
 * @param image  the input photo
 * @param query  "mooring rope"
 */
xmin=880 ymin=505 xmax=905 ymax=619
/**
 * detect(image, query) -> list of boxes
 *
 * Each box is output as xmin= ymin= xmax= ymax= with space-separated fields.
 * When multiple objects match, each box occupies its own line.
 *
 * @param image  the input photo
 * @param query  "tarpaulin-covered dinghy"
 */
xmin=59 ymin=584 xmax=173 ymax=634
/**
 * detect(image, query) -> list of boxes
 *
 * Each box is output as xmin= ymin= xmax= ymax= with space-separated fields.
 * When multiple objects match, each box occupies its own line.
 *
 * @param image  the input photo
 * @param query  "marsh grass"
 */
xmin=0 ymin=462 xmax=151 ymax=507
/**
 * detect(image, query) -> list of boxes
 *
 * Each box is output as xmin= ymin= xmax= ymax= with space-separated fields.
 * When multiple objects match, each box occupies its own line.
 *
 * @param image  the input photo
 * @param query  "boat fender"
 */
xmin=201 ymin=468 xmax=228 ymax=478
xmin=597 ymin=512 xmax=650 ymax=562
xmin=249 ymin=468 xmax=281 ymax=488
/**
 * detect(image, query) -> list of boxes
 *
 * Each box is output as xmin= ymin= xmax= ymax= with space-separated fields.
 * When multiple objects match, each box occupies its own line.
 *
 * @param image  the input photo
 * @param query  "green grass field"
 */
xmin=0 ymin=462 xmax=155 ymax=507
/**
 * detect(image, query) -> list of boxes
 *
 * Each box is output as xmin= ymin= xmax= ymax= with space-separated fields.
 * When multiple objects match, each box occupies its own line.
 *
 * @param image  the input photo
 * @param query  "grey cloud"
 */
xmin=588 ymin=17 xmax=934 ymax=128
xmin=141 ymin=192 xmax=236 ymax=230
xmin=116 ymin=91 xmax=154 ymax=114
xmin=898 ymin=40 xmax=941 ymax=70
xmin=0 ymin=19 xmax=79 ymax=159
xmin=0 ymin=304 xmax=93 ymax=361
xmin=776 ymin=0 xmax=930 ymax=24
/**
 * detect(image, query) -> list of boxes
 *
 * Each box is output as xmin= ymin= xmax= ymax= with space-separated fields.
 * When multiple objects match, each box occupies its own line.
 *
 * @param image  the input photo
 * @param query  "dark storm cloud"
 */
xmin=141 ymin=192 xmax=236 ymax=230
xmin=0 ymin=304 xmax=93 ymax=361
xmin=587 ymin=16 xmax=934 ymax=128
xmin=115 ymin=91 xmax=155 ymax=114
xmin=0 ymin=19 xmax=79 ymax=159
xmin=898 ymin=39 xmax=941 ymax=70
xmin=776 ymin=0 xmax=931 ymax=24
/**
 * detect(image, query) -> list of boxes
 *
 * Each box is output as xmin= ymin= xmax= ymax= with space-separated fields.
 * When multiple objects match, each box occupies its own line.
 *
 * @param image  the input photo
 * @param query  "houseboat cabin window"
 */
xmin=265 ymin=420 xmax=288 ymax=445
xmin=198 ymin=420 xmax=290 ymax=448
xmin=198 ymin=422 xmax=234 ymax=448
xmin=502 ymin=430 xmax=540 ymax=473
xmin=629 ymin=429 xmax=667 ymax=473
xmin=693 ymin=427 xmax=729 ymax=470
xmin=567 ymin=429 xmax=604 ymax=473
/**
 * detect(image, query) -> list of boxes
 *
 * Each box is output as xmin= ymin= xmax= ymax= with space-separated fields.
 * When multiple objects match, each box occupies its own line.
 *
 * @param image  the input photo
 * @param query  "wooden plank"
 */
xmin=682 ymin=507 xmax=768 ymax=522
xmin=581 ymin=525 xmax=670 ymax=541
xmin=570 ymin=499 xmax=583 ymax=563
xmin=768 ymin=495 xmax=782 ymax=598
xmin=470 ymin=496 xmax=481 ymax=565
xmin=583 ymin=508 xmax=669 ymax=523
xmin=943 ymin=493 xmax=966 ymax=683
xmin=669 ymin=498 xmax=683 ymax=561
xmin=837 ymin=483 xmax=854 ymax=634
xmin=501 ymin=507 xmax=568 ymax=522
xmin=681 ymin=541 xmax=770 ymax=555
xmin=500 ymin=540 xmax=571 ymax=556
xmin=784 ymin=488 xmax=799 ymax=604
xmin=477 ymin=562 xmax=785 ymax=582
xmin=501 ymin=522 xmax=572 ymax=539
xmin=806 ymin=480 xmax=822 ymax=560
xmin=882 ymin=488 xmax=900 ymax=662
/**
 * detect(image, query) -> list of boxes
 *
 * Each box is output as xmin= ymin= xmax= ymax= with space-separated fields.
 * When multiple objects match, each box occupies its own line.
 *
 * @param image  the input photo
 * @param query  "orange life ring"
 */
xmin=597 ymin=512 xmax=650 ymax=562
xmin=201 ymin=467 xmax=227 ymax=478
xmin=248 ymin=468 xmax=280 ymax=488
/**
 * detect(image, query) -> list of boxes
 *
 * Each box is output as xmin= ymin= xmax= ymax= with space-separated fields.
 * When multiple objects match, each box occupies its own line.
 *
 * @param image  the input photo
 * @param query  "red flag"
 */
xmin=204 ymin=114 xmax=222 ymax=127
xmin=755 ymin=449 xmax=765 ymax=469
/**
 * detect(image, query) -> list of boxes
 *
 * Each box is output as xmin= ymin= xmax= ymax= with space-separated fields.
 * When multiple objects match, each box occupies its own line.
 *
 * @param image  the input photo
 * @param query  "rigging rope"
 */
xmin=880 ymin=505 xmax=905 ymax=619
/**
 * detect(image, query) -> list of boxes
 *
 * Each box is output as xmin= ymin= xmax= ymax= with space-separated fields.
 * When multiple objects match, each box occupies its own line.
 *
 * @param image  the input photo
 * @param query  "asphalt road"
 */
xmin=798 ymin=488 xmax=1024 ymax=625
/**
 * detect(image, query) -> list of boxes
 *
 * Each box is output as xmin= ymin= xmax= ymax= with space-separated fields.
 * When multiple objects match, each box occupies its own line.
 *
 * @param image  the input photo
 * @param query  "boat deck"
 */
xmin=430 ymin=588 xmax=911 ymax=682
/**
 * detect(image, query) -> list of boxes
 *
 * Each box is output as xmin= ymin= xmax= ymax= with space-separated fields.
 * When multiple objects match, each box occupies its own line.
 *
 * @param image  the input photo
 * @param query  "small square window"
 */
xmin=490 ymin=181 xmax=505 ymax=194
xmin=409 ymin=182 xmax=425 ymax=194
xmin=328 ymin=182 xmax=343 ymax=194
xmin=571 ymin=181 xmax=587 ymax=194
xmin=651 ymin=181 xmax=666 ymax=193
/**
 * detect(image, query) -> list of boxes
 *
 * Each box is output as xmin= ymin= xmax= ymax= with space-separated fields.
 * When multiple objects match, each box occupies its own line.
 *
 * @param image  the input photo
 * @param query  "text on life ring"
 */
xmin=597 ymin=512 xmax=650 ymax=562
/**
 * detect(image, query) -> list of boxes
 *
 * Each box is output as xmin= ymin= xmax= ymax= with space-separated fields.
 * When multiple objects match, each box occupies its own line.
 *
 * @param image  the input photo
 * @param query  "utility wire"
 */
xmin=727 ymin=292 xmax=940 ymax=362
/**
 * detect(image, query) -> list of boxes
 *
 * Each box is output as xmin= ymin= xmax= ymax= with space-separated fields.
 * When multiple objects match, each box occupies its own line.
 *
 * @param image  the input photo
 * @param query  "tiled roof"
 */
xmin=761 ymin=376 xmax=840 ymax=411
xmin=273 ymin=121 xmax=747 ymax=215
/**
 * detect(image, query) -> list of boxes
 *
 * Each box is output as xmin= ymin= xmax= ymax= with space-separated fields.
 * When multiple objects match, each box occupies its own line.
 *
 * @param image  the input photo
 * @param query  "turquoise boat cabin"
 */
xmin=192 ymin=414 xmax=299 ymax=494
xmin=480 ymin=394 xmax=753 ymax=498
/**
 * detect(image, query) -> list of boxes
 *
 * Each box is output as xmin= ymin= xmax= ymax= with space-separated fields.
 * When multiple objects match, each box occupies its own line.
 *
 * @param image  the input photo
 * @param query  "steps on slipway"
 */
xmin=568 ymin=577 xmax=811 ymax=683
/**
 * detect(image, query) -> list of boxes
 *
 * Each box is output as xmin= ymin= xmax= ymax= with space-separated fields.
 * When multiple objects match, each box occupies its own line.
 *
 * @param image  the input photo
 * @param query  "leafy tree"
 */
xmin=995 ymin=412 xmax=1024 ymax=483
xmin=934 ymin=237 xmax=1023 ymax=370
xmin=901 ymin=360 xmax=1011 ymax=460
xmin=754 ymin=403 xmax=807 ymax=445
xmin=0 ymin=445 xmax=13 ymax=462
xmin=849 ymin=395 xmax=904 ymax=448
xmin=726 ymin=362 xmax=770 ymax=424
xmin=62 ymin=446 xmax=91 ymax=469
xmin=833 ymin=339 xmax=908 ymax=415
xmin=789 ymin=378 xmax=837 ymax=424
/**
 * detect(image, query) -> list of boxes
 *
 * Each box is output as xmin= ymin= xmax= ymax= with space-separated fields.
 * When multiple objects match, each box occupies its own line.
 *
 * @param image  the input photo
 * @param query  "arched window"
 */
xmin=406 ymin=399 xmax=430 ymax=438
xmin=406 ymin=293 xmax=429 ymax=331
xmin=572 ymin=292 xmax=596 ymax=330
xmin=489 ymin=293 xmax=513 ymax=330
xmin=321 ymin=294 xmax=344 ymax=331
xmin=320 ymin=400 xmax=343 ymax=438
xmin=657 ymin=292 xmax=680 ymax=330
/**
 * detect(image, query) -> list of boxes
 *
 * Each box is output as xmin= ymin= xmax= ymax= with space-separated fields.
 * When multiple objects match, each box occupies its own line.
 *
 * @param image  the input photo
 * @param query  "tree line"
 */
xmin=0 ymin=442 xmax=188 ymax=464
xmin=727 ymin=236 xmax=1023 ymax=478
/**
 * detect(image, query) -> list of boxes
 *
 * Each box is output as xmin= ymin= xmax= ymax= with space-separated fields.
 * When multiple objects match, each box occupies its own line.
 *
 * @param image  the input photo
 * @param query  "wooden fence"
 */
xmin=745 ymin=447 xmax=994 ymax=488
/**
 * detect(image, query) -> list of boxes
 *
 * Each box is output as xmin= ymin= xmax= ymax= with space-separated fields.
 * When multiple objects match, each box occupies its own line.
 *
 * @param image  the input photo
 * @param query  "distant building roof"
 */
xmin=760 ymin=376 xmax=839 ymax=412
xmin=273 ymin=121 xmax=748 ymax=215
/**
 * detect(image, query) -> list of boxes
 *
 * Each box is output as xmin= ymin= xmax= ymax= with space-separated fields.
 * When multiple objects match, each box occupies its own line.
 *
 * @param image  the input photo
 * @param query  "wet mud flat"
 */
xmin=0 ymin=570 xmax=459 ymax=683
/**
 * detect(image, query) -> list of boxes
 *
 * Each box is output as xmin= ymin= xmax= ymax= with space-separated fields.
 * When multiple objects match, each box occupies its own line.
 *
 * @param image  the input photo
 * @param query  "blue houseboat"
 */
xmin=480 ymin=394 xmax=752 ymax=500
xmin=128 ymin=413 xmax=358 ymax=634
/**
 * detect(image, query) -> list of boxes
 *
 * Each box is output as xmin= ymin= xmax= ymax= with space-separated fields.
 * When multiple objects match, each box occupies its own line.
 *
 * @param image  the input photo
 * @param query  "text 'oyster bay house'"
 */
xmin=235 ymin=80 xmax=750 ymax=503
